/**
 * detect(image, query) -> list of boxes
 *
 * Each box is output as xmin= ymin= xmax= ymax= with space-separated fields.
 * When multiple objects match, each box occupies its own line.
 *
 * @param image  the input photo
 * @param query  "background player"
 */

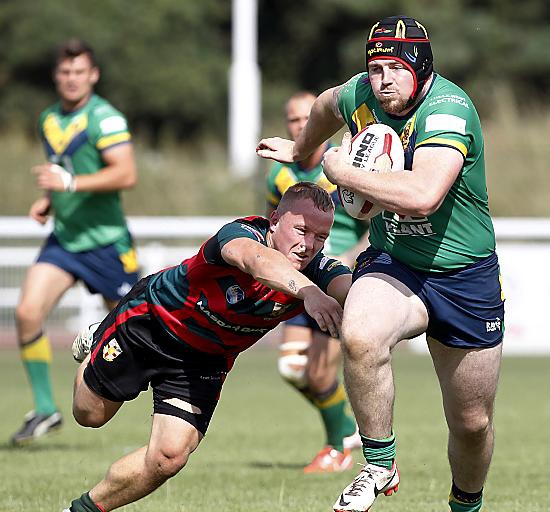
xmin=258 ymin=15 xmax=504 ymax=512
xmin=11 ymin=39 xmax=139 ymax=445
xmin=62 ymin=183 xmax=352 ymax=512
xmin=266 ymin=91 xmax=367 ymax=472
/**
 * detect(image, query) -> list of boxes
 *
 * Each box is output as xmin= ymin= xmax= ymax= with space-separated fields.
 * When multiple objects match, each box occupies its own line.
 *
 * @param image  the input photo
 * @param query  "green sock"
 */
xmin=449 ymin=482 xmax=483 ymax=512
xmin=20 ymin=332 xmax=57 ymax=415
xmin=312 ymin=381 xmax=355 ymax=452
xmin=68 ymin=492 xmax=103 ymax=512
xmin=361 ymin=432 xmax=396 ymax=469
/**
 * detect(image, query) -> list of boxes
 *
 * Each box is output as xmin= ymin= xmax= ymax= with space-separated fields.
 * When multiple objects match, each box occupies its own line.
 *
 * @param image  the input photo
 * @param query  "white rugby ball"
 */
xmin=337 ymin=124 xmax=404 ymax=220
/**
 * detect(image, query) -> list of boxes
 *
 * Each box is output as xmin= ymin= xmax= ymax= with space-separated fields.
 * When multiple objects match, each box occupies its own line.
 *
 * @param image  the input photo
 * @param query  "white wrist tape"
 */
xmin=50 ymin=164 xmax=76 ymax=192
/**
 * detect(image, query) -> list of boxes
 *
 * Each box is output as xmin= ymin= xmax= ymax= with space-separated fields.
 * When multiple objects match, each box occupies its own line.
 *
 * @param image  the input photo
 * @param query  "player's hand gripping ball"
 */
xmin=337 ymin=124 xmax=404 ymax=220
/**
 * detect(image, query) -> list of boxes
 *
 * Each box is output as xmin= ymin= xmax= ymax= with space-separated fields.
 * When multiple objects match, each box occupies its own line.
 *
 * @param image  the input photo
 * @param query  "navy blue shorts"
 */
xmin=353 ymin=248 xmax=505 ymax=349
xmin=37 ymin=234 xmax=139 ymax=301
xmin=285 ymin=312 xmax=325 ymax=333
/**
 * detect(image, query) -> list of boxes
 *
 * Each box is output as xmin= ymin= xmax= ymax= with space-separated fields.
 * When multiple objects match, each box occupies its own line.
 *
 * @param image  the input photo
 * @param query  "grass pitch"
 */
xmin=0 ymin=347 xmax=548 ymax=512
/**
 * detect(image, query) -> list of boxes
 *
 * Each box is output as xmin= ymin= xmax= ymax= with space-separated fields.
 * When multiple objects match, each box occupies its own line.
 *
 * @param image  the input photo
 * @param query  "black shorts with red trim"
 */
xmin=83 ymin=277 xmax=230 ymax=435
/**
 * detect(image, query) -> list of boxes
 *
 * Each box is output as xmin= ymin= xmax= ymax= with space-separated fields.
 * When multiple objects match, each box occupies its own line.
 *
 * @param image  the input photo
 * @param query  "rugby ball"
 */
xmin=337 ymin=124 xmax=404 ymax=220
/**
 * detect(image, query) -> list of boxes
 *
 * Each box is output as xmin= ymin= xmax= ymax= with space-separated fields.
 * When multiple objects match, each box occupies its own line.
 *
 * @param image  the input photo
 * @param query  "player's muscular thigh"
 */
xmin=342 ymin=273 xmax=428 ymax=349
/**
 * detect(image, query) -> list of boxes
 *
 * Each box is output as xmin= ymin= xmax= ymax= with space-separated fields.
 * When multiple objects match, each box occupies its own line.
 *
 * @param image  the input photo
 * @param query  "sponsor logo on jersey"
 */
xmin=427 ymin=94 xmax=470 ymax=109
xmin=486 ymin=317 xmax=502 ymax=333
xmin=382 ymin=212 xmax=436 ymax=236
xmin=196 ymin=299 xmax=270 ymax=335
xmin=319 ymin=256 xmax=330 ymax=270
xmin=425 ymin=114 xmax=466 ymax=135
xmin=326 ymin=260 xmax=343 ymax=271
xmin=99 ymin=116 xmax=128 ymax=134
xmin=400 ymin=114 xmax=416 ymax=152
xmin=103 ymin=338 xmax=122 ymax=362
xmin=226 ymin=285 xmax=245 ymax=304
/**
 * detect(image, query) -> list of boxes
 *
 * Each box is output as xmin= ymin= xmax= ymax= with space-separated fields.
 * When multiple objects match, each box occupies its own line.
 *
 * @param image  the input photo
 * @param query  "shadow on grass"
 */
xmin=0 ymin=441 xmax=74 ymax=452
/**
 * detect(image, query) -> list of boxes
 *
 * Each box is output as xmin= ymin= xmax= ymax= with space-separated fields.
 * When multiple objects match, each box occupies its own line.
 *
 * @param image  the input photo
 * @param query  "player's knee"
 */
xmin=305 ymin=363 xmax=335 ymax=392
xmin=278 ymin=341 xmax=309 ymax=388
xmin=15 ymin=302 xmax=43 ymax=332
xmin=341 ymin=322 xmax=388 ymax=362
xmin=73 ymin=408 xmax=106 ymax=428
xmin=72 ymin=401 xmax=108 ymax=428
xmin=147 ymin=447 xmax=189 ymax=480
xmin=450 ymin=409 xmax=492 ymax=440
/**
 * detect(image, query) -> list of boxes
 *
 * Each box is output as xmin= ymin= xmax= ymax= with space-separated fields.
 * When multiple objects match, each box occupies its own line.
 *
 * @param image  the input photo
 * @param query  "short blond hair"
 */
xmin=278 ymin=182 xmax=334 ymax=213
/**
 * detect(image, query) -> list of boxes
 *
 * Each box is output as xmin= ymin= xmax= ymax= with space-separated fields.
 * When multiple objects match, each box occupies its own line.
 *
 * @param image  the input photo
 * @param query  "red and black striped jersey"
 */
xmin=145 ymin=216 xmax=350 ymax=358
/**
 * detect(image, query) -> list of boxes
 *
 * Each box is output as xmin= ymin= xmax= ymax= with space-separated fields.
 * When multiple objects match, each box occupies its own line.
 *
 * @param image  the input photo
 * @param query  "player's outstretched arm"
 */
xmin=221 ymin=237 xmax=343 ymax=337
xmin=256 ymin=136 xmax=296 ymax=164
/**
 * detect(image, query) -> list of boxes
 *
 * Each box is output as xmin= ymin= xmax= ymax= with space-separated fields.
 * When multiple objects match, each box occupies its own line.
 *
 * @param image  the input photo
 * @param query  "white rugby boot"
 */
xmin=72 ymin=322 xmax=100 ymax=362
xmin=333 ymin=460 xmax=399 ymax=512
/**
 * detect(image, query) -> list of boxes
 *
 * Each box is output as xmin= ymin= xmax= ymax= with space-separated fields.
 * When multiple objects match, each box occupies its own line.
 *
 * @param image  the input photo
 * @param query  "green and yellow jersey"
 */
xmin=337 ymin=73 xmax=495 ymax=272
xmin=266 ymin=153 xmax=367 ymax=256
xmin=39 ymin=94 xmax=133 ymax=254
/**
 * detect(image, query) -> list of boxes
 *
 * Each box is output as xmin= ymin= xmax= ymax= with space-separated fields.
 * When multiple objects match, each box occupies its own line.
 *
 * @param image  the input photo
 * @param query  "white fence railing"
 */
xmin=1 ymin=217 xmax=549 ymax=354
xmin=0 ymin=216 xmax=232 ymax=342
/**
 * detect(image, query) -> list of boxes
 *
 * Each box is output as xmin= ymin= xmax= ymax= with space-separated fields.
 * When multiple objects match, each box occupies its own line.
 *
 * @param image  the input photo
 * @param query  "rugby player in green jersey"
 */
xmin=12 ymin=39 xmax=139 ymax=445
xmin=61 ymin=183 xmax=352 ymax=512
xmin=266 ymin=91 xmax=368 ymax=473
xmin=258 ymin=15 xmax=504 ymax=512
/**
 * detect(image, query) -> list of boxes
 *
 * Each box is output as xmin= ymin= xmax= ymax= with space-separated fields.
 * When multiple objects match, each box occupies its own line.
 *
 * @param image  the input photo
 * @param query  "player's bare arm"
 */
xmin=32 ymin=143 xmax=137 ymax=193
xmin=256 ymin=86 xmax=345 ymax=164
xmin=221 ymin=237 xmax=343 ymax=337
xmin=326 ymin=274 xmax=352 ymax=307
xmin=28 ymin=196 xmax=51 ymax=225
xmin=323 ymin=132 xmax=463 ymax=217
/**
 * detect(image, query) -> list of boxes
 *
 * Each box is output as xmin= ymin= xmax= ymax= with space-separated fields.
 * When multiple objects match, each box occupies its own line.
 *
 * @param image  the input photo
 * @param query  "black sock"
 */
xmin=69 ymin=492 xmax=103 ymax=512
xmin=451 ymin=482 xmax=483 ymax=504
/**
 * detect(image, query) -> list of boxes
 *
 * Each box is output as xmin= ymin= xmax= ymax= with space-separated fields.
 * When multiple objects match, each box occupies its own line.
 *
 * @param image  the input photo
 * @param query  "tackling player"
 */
xmin=258 ymin=15 xmax=504 ymax=512
xmin=62 ymin=183 xmax=352 ymax=512
xmin=266 ymin=91 xmax=367 ymax=472
xmin=11 ymin=39 xmax=139 ymax=445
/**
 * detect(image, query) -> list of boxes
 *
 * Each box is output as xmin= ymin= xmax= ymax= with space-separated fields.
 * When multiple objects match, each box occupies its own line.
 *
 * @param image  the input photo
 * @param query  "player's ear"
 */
xmin=90 ymin=66 xmax=100 ymax=85
xmin=270 ymin=209 xmax=280 ymax=227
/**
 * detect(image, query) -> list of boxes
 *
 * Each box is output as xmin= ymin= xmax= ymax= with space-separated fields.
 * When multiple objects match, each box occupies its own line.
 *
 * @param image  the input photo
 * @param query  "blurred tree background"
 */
xmin=0 ymin=0 xmax=549 ymax=216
